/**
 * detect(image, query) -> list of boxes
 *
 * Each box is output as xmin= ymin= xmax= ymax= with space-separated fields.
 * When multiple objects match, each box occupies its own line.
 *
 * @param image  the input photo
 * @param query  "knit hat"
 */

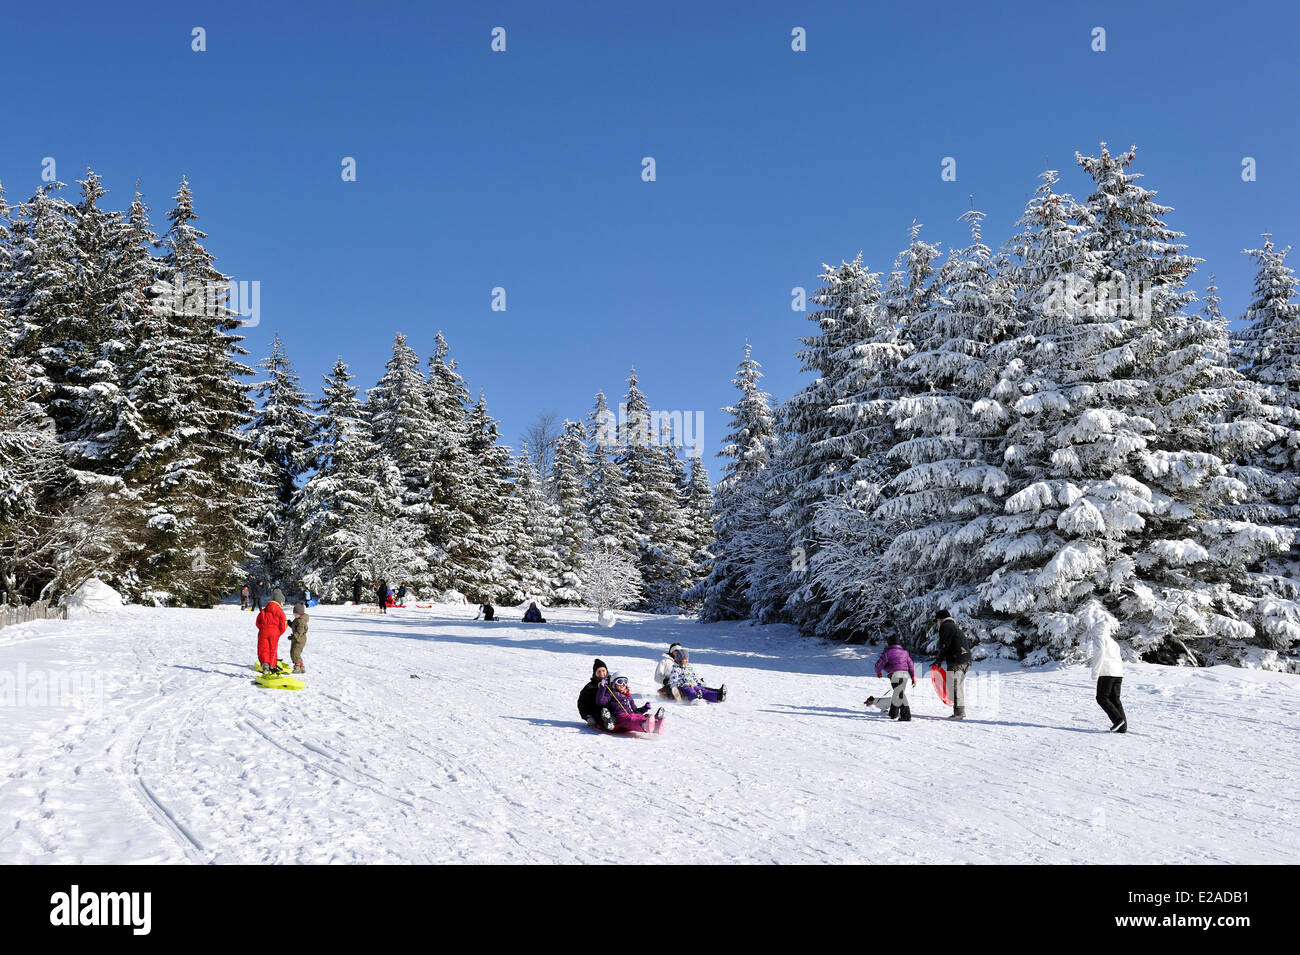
xmin=592 ymin=658 xmax=607 ymax=676
xmin=935 ymin=608 xmax=952 ymax=621
xmin=292 ymin=602 xmax=306 ymax=616
xmin=271 ymin=588 xmax=286 ymax=605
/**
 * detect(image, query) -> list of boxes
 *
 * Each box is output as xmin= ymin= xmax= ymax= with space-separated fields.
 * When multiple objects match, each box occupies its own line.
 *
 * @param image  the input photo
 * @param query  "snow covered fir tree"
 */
xmin=716 ymin=145 xmax=1300 ymax=672
xmin=2 ymin=147 xmax=1297 ymax=672
xmin=0 ymin=173 xmax=713 ymax=614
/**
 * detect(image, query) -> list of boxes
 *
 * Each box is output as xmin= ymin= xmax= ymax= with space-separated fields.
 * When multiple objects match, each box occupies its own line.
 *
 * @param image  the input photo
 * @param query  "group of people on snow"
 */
xmin=246 ymin=583 xmax=1128 ymax=731
xmin=242 ymin=578 xmax=316 ymax=613
xmin=866 ymin=607 xmax=1127 ymax=732
xmin=866 ymin=609 xmax=972 ymax=722
xmin=577 ymin=641 xmax=729 ymax=733
xmin=472 ymin=600 xmax=546 ymax=623
xmin=240 ymin=579 xmax=268 ymax=612
xmin=253 ymin=586 xmax=311 ymax=675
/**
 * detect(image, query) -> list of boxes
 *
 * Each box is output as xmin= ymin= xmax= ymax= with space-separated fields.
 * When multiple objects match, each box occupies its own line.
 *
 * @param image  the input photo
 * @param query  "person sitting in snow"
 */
xmin=577 ymin=658 xmax=608 ymax=725
xmin=522 ymin=601 xmax=546 ymax=623
xmin=654 ymin=642 xmax=682 ymax=693
xmin=666 ymin=647 xmax=727 ymax=703
xmin=474 ymin=603 xmax=496 ymax=621
xmin=595 ymin=671 xmax=665 ymax=734
xmin=867 ymin=638 xmax=916 ymax=722
xmin=395 ymin=583 xmax=407 ymax=607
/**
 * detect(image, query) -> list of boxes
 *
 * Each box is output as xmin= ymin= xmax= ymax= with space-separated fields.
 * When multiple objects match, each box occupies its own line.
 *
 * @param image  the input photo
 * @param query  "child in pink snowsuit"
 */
xmin=595 ymin=674 xmax=665 ymax=734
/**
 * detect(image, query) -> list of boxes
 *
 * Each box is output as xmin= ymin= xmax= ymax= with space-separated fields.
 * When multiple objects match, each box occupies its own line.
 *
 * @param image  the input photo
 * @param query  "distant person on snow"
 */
xmin=376 ymin=579 xmax=388 ymax=614
xmin=666 ymin=647 xmax=727 ymax=703
xmin=654 ymin=642 xmax=682 ymax=690
xmin=1091 ymin=628 xmax=1127 ymax=733
xmin=289 ymin=601 xmax=310 ymax=673
xmin=868 ymin=639 xmax=916 ymax=721
xmin=395 ymin=584 xmax=407 ymax=606
xmin=352 ymin=577 xmax=362 ymax=605
xmin=252 ymin=579 xmax=265 ymax=611
xmin=595 ymin=672 xmax=665 ymax=734
xmin=932 ymin=609 xmax=972 ymax=719
xmin=255 ymin=590 xmax=288 ymax=673
xmin=522 ymin=601 xmax=546 ymax=623
xmin=474 ymin=603 xmax=495 ymax=621
xmin=240 ymin=584 xmax=250 ymax=611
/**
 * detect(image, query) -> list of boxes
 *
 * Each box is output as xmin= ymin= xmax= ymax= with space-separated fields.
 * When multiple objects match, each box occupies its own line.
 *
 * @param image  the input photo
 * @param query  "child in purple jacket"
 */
xmin=595 ymin=673 xmax=666 ymax=734
xmin=867 ymin=640 xmax=916 ymax=722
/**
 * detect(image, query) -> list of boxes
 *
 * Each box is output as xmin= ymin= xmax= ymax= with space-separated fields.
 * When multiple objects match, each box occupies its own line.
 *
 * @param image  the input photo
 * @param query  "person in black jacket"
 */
xmin=577 ymin=658 xmax=608 ymax=726
xmin=375 ymin=579 xmax=388 ymax=614
xmin=351 ymin=577 xmax=362 ymax=605
xmin=932 ymin=608 xmax=972 ymax=719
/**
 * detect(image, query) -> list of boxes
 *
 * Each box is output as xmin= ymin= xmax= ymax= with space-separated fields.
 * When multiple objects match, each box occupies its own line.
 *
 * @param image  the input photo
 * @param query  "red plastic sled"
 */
xmin=930 ymin=665 xmax=951 ymax=706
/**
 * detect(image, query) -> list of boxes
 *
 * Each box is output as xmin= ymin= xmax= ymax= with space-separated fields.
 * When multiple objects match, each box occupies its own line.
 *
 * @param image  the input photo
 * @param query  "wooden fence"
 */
xmin=0 ymin=600 xmax=68 ymax=631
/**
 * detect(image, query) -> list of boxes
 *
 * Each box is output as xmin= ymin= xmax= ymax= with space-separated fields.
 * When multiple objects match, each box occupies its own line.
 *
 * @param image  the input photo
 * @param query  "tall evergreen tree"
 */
xmin=1236 ymin=237 xmax=1300 ymax=500
xmin=366 ymin=333 xmax=439 ymax=588
xmin=701 ymin=344 xmax=778 ymax=621
xmin=459 ymin=392 xmax=519 ymax=602
xmin=425 ymin=332 xmax=475 ymax=593
xmin=125 ymin=179 xmax=257 ymax=604
xmin=617 ymin=368 xmax=688 ymax=611
xmin=513 ymin=446 xmax=561 ymax=603
xmin=978 ymin=150 xmax=1294 ymax=665
xmin=681 ymin=452 xmax=714 ymax=609
xmin=292 ymin=358 xmax=381 ymax=599
xmin=586 ymin=391 xmax=638 ymax=559
xmin=768 ymin=251 xmax=903 ymax=630
xmin=872 ymin=211 xmax=1018 ymax=628
xmin=250 ymin=333 xmax=317 ymax=583
xmin=551 ymin=418 xmax=592 ymax=604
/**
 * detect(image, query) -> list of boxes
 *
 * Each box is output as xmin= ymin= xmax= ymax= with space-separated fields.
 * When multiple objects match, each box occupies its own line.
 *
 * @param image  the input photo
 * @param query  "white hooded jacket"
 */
xmin=1090 ymin=632 xmax=1124 ymax=679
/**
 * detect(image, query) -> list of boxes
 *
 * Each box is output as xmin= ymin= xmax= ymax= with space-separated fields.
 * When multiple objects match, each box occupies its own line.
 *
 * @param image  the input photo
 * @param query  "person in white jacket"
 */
xmin=653 ymin=643 xmax=682 ymax=691
xmin=1090 ymin=630 xmax=1127 ymax=733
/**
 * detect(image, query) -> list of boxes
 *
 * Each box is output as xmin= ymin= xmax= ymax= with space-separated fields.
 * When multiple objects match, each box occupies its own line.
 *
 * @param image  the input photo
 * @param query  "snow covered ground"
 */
xmin=1 ymin=603 xmax=1296 ymax=864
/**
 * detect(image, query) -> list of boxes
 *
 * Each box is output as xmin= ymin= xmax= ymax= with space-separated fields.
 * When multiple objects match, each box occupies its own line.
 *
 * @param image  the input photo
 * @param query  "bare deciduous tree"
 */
xmin=520 ymin=411 xmax=562 ymax=495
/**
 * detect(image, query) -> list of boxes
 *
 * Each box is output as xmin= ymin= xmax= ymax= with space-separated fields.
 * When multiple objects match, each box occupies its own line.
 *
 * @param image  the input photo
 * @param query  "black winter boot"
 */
xmin=599 ymin=707 xmax=616 ymax=732
xmin=888 ymin=704 xmax=899 ymax=720
xmin=899 ymin=705 xmax=912 ymax=722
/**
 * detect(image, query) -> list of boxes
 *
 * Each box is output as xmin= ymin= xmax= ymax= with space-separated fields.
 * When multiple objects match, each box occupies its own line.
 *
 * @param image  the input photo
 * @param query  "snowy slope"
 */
xmin=1 ymin=604 xmax=1296 ymax=864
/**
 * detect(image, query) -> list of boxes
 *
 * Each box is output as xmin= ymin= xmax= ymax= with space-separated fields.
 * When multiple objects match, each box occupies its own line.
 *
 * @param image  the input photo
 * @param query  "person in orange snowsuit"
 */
xmin=256 ymin=588 xmax=288 ymax=671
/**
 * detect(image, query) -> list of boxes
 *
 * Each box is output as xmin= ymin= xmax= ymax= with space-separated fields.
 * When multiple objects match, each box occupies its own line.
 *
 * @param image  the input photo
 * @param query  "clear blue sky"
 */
xmin=3 ymin=0 xmax=1297 ymax=468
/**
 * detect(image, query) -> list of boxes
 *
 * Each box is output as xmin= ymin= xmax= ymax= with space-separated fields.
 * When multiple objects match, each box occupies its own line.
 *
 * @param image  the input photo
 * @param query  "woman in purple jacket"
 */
xmin=867 ymin=640 xmax=916 ymax=722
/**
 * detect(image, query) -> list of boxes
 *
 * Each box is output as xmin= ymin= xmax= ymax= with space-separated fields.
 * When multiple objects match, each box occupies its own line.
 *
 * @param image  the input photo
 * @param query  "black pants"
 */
xmin=1096 ymin=676 xmax=1126 ymax=728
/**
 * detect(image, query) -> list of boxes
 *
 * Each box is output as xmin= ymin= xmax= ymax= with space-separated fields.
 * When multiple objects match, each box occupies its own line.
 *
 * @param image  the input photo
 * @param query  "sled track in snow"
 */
xmin=118 ymin=694 xmax=209 ymax=862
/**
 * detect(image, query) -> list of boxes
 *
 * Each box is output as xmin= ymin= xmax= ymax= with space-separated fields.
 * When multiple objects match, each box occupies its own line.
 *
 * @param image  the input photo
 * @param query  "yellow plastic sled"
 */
xmin=254 ymin=671 xmax=304 ymax=691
